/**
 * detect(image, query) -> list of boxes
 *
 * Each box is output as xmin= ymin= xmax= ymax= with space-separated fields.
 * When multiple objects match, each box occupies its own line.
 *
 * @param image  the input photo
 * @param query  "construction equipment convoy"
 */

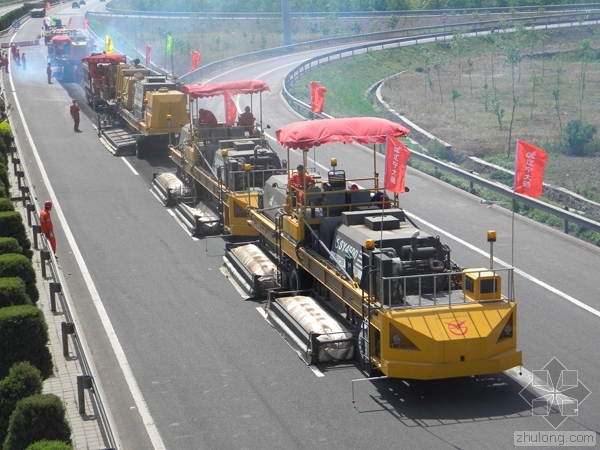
xmin=155 ymin=108 xmax=522 ymax=380
xmin=81 ymin=53 xmax=189 ymax=157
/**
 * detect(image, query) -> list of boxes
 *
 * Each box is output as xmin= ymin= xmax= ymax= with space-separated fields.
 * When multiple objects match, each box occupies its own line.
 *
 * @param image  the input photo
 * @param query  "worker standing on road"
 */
xmin=40 ymin=200 xmax=56 ymax=254
xmin=3 ymin=55 xmax=8 ymax=73
xmin=46 ymin=63 xmax=52 ymax=83
xmin=21 ymin=52 xmax=26 ymax=70
xmin=73 ymin=65 xmax=80 ymax=83
xmin=70 ymin=99 xmax=81 ymax=132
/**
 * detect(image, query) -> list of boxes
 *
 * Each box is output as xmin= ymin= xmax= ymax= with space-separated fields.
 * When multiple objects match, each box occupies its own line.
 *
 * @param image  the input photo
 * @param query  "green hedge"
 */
xmin=0 ymin=305 xmax=53 ymax=380
xmin=0 ymin=277 xmax=31 ymax=308
xmin=0 ymin=162 xmax=8 ymax=194
xmin=25 ymin=441 xmax=73 ymax=450
xmin=0 ymin=121 xmax=12 ymax=151
xmin=0 ymin=254 xmax=38 ymax=303
xmin=0 ymin=212 xmax=33 ymax=260
xmin=0 ymin=198 xmax=14 ymax=212
xmin=0 ymin=362 xmax=43 ymax=445
xmin=0 ymin=6 xmax=30 ymax=36
xmin=3 ymin=394 xmax=71 ymax=450
xmin=0 ymin=237 xmax=23 ymax=257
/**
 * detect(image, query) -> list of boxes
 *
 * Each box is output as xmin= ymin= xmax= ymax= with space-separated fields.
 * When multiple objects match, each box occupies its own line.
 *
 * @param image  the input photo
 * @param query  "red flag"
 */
xmin=190 ymin=51 xmax=201 ymax=72
xmin=224 ymin=91 xmax=237 ymax=127
xmin=514 ymin=140 xmax=548 ymax=197
xmin=145 ymin=44 xmax=152 ymax=66
xmin=45 ymin=2 xmax=50 ymax=10
xmin=384 ymin=135 xmax=411 ymax=194
xmin=310 ymin=81 xmax=327 ymax=114
xmin=83 ymin=18 xmax=88 ymax=30
xmin=67 ymin=17 xmax=72 ymax=27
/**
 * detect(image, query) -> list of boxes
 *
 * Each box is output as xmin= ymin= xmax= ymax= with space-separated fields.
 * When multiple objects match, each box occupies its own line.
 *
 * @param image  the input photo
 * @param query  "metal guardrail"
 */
xmin=278 ymin=16 xmax=600 ymax=238
xmin=8 ymin=143 xmax=121 ymax=448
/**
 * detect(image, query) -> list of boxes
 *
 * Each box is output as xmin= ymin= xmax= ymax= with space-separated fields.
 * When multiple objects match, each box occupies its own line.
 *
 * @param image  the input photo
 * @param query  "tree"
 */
xmin=452 ymin=30 xmax=467 ymax=84
xmin=503 ymin=39 xmax=522 ymax=157
xmin=561 ymin=120 xmax=597 ymax=156
xmin=492 ymin=99 xmax=504 ymax=130
xmin=552 ymin=86 xmax=562 ymax=133
xmin=432 ymin=51 xmax=446 ymax=104
xmin=451 ymin=88 xmax=461 ymax=121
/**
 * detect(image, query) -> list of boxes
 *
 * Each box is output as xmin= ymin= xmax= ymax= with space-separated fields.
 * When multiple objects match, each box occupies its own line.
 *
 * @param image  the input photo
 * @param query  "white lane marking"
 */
xmin=410 ymin=214 xmax=600 ymax=320
xmin=122 ymin=157 xmax=139 ymax=176
xmin=309 ymin=365 xmax=325 ymax=378
xmin=7 ymin=53 xmax=166 ymax=450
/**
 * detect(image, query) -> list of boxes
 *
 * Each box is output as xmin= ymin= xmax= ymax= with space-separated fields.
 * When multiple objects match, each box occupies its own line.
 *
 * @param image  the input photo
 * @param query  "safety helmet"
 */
xmin=245 ymin=106 xmax=251 ymax=112
xmin=44 ymin=200 xmax=52 ymax=209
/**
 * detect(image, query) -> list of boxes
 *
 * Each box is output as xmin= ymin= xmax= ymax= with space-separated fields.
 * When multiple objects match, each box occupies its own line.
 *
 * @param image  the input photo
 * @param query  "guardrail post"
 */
xmin=20 ymin=185 xmax=29 ymax=207
xmin=11 ymin=155 xmax=20 ymax=174
xmin=40 ymin=249 xmax=50 ymax=278
xmin=77 ymin=374 xmax=93 ymax=414
xmin=15 ymin=170 xmax=24 ymax=190
xmin=61 ymin=322 xmax=75 ymax=356
xmin=32 ymin=225 xmax=41 ymax=249
xmin=563 ymin=206 xmax=569 ymax=234
xmin=26 ymin=203 xmax=35 ymax=227
xmin=49 ymin=282 xmax=61 ymax=312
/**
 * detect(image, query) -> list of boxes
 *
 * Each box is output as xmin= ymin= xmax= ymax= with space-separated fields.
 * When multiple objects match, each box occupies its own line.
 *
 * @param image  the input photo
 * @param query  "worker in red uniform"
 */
xmin=70 ymin=99 xmax=81 ymax=132
xmin=46 ymin=63 xmax=52 ymax=83
xmin=198 ymin=108 xmax=218 ymax=129
xmin=40 ymin=200 xmax=56 ymax=254
xmin=238 ymin=106 xmax=255 ymax=134
xmin=288 ymin=164 xmax=315 ymax=204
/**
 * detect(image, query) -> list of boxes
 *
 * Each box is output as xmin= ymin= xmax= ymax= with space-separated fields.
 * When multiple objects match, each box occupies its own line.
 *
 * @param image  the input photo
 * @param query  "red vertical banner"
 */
xmin=145 ymin=44 xmax=152 ymax=66
xmin=190 ymin=51 xmax=201 ymax=72
xmin=67 ymin=17 xmax=72 ymax=27
xmin=514 ymin=140 xmax=548 ymax=197
xmin=224 ymin=91 xmax=237 ymax=127
xmin=384 ymin=135 xmax=411 ymax=194
xmin=83 ymin=18 xmax=88 ymax=30
xmin=310 ymin=81 xmax=327 ymax=114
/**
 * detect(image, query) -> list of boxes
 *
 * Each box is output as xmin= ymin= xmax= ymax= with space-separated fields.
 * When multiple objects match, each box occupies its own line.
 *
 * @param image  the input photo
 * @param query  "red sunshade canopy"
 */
xmin=80 ymin=53 xmax=126 ymax=64
xmin=181 ymin=80 xmax=270 ymax=99
xmin=50 ymin=35 xmax=72 ymax=43
xmin=276 ymin=117 xmax=410 ymax=149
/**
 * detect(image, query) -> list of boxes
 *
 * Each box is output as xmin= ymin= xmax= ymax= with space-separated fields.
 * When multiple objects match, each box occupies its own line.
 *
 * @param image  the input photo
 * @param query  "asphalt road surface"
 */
xmin=5 ymin=5 xmax=599 ymax=450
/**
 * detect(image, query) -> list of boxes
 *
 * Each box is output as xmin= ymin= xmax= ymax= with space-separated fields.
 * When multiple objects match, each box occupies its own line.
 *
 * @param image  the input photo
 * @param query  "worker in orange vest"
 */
xmin=40 ymin=200 xmax=56 ymax=254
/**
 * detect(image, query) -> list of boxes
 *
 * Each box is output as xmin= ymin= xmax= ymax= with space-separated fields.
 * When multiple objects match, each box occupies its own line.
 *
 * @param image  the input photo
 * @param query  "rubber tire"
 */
xmin=289 ymin=267 xmax=311 ymax=291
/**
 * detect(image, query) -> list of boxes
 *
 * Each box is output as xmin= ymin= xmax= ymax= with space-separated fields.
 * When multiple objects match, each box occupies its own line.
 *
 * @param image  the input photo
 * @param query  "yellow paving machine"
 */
xmin=226 ymin=117 xmax=522 ymax=379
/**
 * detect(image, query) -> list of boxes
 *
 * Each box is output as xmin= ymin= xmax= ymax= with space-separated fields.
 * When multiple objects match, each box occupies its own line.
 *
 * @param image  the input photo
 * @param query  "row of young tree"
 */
xmin=415 ymin=25 xmax=598 ymax=157
xmin=122 ymin=0 xmax=585 ymax=13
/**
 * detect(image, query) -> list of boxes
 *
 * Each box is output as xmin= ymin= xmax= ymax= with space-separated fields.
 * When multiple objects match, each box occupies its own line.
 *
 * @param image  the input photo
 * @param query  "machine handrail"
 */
xmin=379 ymin=267 xmax=515 ymax=310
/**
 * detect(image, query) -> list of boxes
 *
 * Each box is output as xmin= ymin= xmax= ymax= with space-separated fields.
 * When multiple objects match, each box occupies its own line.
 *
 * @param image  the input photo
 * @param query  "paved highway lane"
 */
xmin=5 ymin=16 xmax=599 ymax=450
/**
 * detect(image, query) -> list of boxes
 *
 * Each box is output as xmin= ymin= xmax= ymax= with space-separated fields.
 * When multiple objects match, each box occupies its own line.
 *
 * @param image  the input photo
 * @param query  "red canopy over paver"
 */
xmin=181 ymin=80 xmax=270 ymax=99
xmin=81 ymin=53 xmax=126 ymax=64
xmin=276 ymin=117 xmax=410 ymax=149
xmin=50 ymin=35 xmax=72 ymax=43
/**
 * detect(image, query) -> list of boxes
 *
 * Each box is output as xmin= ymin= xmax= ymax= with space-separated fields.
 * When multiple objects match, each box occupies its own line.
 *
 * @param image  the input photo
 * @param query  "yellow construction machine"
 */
xmin=225 ymin=117 xmax=522 ymax=379
xmin=153 ymin=80 xmax=283 ymax=238
xmin=81 ymin=54 xmax=189 ymax=157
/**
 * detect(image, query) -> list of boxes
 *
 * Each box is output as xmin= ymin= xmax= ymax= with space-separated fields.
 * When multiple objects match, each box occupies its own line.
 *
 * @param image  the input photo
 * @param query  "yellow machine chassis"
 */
xmin=249 ymin=201 xmax=522 ymax=380
xmin=170 ymin=145 xmax=259 ymax=236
